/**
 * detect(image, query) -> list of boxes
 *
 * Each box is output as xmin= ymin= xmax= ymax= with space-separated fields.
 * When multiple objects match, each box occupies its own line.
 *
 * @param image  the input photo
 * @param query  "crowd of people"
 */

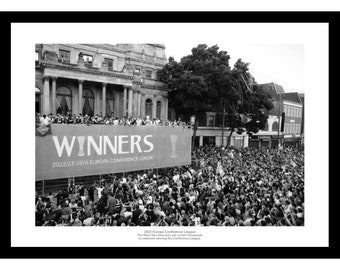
xmin=35 ymin=112 xmax=191 ymax=128
xmin=35 ymin=145 xmax=304 ymax=227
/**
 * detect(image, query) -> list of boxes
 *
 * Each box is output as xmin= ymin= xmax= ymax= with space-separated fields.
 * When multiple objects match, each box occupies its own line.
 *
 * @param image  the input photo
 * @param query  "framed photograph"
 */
xmin=4 ymin=11 xmax=337 ymax=259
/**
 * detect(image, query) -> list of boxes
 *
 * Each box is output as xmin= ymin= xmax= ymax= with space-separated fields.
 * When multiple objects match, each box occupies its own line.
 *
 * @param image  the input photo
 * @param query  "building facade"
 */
xmin=281 ymin=92 xmax=303 ymax=146
xmin=169 ymin=106 xmax=249 ymax=148
xmin=298 ymin=93 xmax=305 ymax=145
xmin=251 ymin=83 xmax=303 ymax=148
xmin=35 ymin=44 xmax=168 ymax=120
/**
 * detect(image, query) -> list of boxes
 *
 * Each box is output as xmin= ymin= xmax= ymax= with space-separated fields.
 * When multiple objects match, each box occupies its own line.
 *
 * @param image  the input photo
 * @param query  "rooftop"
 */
xmin=280 ymin=92 xmax=302 ymax=104
xmin=257 ymin=82 xmax=285 ymax=100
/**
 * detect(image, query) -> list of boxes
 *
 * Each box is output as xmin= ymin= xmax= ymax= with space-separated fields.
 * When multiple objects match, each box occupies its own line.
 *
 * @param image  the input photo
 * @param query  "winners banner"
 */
xmin=36 ymin=125 xmax=192 ymax=180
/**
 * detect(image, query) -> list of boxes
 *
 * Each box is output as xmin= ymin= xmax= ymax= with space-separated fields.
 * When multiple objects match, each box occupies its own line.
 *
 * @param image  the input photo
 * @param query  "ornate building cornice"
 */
xmin=140 ymin=84 xmax=168 ymax=91
xmin=125 ymin=57 xmax=165 ymax=68
xmin=41 ymin=62 xmax=134 ymax=81
xmin=132 ymin=80 xmax=143 ymax=85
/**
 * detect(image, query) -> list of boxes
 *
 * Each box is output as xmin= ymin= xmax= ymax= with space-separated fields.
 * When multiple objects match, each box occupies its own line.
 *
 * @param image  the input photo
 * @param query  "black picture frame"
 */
xmin=3 ymin=11 xmax=338 ymax=259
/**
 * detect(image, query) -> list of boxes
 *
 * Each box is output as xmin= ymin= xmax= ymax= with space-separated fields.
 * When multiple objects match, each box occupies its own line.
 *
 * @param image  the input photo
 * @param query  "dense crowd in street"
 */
xmin=36 ymin=112 xmax=191 ymax=128
xmin=35 ymin=145 xmax=304 ymax=227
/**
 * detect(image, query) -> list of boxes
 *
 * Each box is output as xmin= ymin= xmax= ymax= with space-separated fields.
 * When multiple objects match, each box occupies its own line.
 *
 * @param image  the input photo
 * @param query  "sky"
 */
xmin=27 ymin=23 xmax=308 ymax=94
xmin=164 ymin=43 xmax=304 ymax=93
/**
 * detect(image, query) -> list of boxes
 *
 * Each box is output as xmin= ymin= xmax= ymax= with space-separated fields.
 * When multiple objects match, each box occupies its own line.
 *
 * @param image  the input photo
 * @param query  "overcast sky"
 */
xmin=164 ymin=43 xmax=304 ymax=93
xmin=30 ymin=23 xmax=309 ymax=94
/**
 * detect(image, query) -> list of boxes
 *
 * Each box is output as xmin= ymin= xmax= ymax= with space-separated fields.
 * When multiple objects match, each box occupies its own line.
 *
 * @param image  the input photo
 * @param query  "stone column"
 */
xmin=73 ymin=87 xmax=78 ymax=115
xmin=131 ymin=91 xmax=135 ymax=117
xmin=152 ymin=96 xmax=157 ymax=120
xmin=51 ymin=76 xmax=57 ymax=114
xmin=78 ymin=80 xmax=83 ymax=115
xmin=95 ymin=89 xmax=101 ymax=116
xmin=137 ymin=92 xmax=141 ymax=117
xmin=164 ymin=97 xmax=168 ymax=120
xmin=133 ymin=90 xmax=138 ymax=117
xmin=141 ymin=94 xmax=145 ymax=118
xmin=123 ymin=86 xmax=127 ymax=117
xmin=102 ymin=83 xmax=107 ymax=117
xmin=128 ymin=87 xmax=133 ymax=117
xmin=199 ymin=136 xmax=203 ymax=147
xmin=161 ymin=97 xmax=165 ymax=120
xmin=115 ymin=91 xmax=120 ymax=118
xmin=43 ymin=76 xmax=50 ymax=114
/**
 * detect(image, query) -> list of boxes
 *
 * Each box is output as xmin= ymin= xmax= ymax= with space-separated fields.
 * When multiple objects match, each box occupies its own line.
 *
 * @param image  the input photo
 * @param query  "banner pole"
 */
xmin=42 ymin=180 xmax=45 ymax=196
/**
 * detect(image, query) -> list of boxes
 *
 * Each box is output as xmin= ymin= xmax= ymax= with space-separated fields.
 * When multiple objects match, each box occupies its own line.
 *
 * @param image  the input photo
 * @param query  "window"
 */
xmin=234 ymin=137 xmax=244 ymax=148
xmin=145 ymin=99 xmax=153 ymax=118
xmin=82 ymin=89 xmax=94 ymax=116
xmin=156 ymin=101 xmax=161 ymax=119
xmin=105 ymin=90 xmax=114 ymax=117
xmin=56 ymin=87 xmax=72 ymax=115
xmin=83 ymin=54 xmax=93 ymax=67
xmin=296 ymin=124 xmax=300 ymax=134
xmin=203 ymin=136 xmax=216 ymax=147
xmin=104 ymin=58 xmax=113 ymax=71
xmin=272 ymin=121 xmax=279 ymax=131
xmin=207 ymin=114 xmax=215 ymax=127
xmin=59 ymin=49 xmax=70 ymax=63
xmin=35 ymin=51 xmax=40 ymax=67
xmin=35 ymin=87 xmax=41 ymax=113
xmin=283 ymin=105 xmax=288 ymax=114
xmin=146 ymin=70 xmax=152 ymax=78
xmin=286 ymin=123 xmax=290 ymax=133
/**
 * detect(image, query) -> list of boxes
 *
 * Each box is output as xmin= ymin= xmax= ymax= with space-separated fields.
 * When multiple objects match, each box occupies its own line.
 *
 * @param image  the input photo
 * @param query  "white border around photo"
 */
xmin=11 ymin=22 xmax=328 ymax=247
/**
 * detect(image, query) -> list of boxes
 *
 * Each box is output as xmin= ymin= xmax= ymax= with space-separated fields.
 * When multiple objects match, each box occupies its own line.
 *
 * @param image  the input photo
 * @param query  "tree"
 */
xmin=158 ymin=45 xmax=232 ymax=148
xmin=158 ymin=45 xmax=274 ymax=149
xmin=222 ymin=59 xmax=274 ymax=147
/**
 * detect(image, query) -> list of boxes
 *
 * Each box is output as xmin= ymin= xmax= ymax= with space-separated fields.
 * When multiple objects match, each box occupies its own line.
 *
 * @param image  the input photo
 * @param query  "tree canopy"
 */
xmin=158 ymin=44 xmax=274 ymax=146
xmin=226 ymin=58 xmax=274 ymax=136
